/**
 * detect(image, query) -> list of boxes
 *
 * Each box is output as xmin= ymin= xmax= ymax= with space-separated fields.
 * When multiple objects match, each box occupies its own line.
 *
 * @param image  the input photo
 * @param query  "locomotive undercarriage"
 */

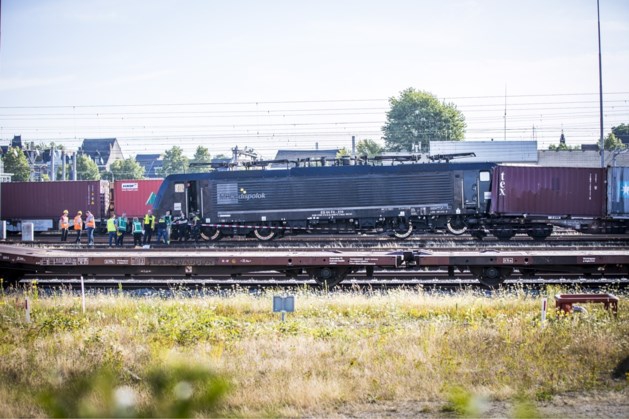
xmin=187 ymin=213 xmax=625 ymax=243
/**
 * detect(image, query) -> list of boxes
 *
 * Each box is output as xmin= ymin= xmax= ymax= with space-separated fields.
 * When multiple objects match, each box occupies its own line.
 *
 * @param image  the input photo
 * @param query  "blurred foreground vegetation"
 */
xmin=0 ymin=286 xmax=627 ymax=417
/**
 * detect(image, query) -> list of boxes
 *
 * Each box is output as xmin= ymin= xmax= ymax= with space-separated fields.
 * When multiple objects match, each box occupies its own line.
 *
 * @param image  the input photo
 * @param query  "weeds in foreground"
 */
xmin=0 ymin=287 xmax=626 ymax=417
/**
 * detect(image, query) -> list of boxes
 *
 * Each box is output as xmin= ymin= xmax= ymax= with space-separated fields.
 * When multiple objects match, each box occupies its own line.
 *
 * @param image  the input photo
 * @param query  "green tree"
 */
xmin=108 ymin=158 xmax=145 ymax=180
xmin=56 ymin=154 xmax=101 ymax=180
xmin=336 ymin=147 xmax=351 ymax=158
xmin=190 ymin=145 xmax=212 ymax=173
xmin=356 ymin=139 xmax=384 ymax=158
xmin=2 ymin=146 xmax=32 ymax=181
xmin=160 ymin=146 xmax=189 ymax=176
xmin=604 ymin=132 xmax=627 ymax=151
xmin=77 ymin=154 xmax=101 ymax=180
xmin=382 ymin=88 xmax=466 ymax=152
xmin=611 ymin=123 xmax=629 ymax=144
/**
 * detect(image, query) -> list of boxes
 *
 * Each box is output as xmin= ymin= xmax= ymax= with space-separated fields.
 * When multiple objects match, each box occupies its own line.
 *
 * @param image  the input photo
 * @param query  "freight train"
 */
xmin=0 ymin=179 xmax=162 ymax=232
xmin=153 ymin=161 xmax=629 ymax=241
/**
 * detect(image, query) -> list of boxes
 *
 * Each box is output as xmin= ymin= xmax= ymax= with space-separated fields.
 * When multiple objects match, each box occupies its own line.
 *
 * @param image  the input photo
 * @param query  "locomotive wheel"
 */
xmin=254 ymin=226 xmax=277 ymax=241
xmin=200 ymin=226 xmax=222 ymax=242
xmin=393 ymin=221 xmax=413 ymax=239
xmin=469 ymin=266 xmax=513 ymax=288
xmin=309 ymin=267 xmax=349 ymax=288
xmin=446 ymin=217 xmax=468 ymax=235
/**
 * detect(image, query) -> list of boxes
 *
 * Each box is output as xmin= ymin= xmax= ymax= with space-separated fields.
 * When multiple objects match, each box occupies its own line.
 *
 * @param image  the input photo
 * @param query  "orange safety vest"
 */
xmin=60 ymin=215 xmax=69 ymax=229
xmin=86 ymin=215 xmax=95 ymax=228
xmin=73 ymin=215 xmax=83 ymax=230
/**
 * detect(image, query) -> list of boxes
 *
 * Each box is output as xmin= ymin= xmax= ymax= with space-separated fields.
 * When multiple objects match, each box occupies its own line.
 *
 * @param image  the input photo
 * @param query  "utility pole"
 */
xmin=597 ymin=0 xmax=605 ymax=167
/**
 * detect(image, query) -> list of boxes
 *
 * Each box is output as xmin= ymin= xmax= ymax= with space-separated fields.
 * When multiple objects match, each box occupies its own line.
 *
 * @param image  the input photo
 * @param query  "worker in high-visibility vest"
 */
xmin=73 ymin=211 xmax=83 ymax=244
xmin=117 ymin=212 xmax=128 ymax=247
xmin=106 ymin=213 xmax=117 ymax=247
xmin=59 ymin=209 xmax=69 ymax=242
xmin=143 ymin=209 xmax=156 ymax=244
xmin=85 ymin=210 xmax=96 ymax=247
xmin=132 ymin=217 xmax=143 ymax=247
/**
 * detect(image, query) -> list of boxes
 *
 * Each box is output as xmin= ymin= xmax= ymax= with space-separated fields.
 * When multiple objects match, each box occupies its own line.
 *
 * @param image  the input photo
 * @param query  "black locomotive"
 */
xmin=154 ymin=161 xmax=496 ymax=241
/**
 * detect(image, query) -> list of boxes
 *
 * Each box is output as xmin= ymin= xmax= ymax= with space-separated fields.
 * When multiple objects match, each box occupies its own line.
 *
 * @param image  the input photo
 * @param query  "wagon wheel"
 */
xmin=469 ymin=266 xmax=513 ymax=288
xmin=309 ymin=267 xmax=349 ymax=288
xmin=446 ymin=216 xmax=468 ymax=235
xmin=526 ymin=226 xmax=553 ymax=241
xmin=393 ymin=221 xmax=413 ymax=239
xmin=470 ymin=229 xmax=487 ymax=240
xmin=200 ymin=226 xmax=222 ymax=242
xmin=254 ymin=226 xmax=277 ymax=241
xmin=491 ymin=228 xmax=515 ymax=241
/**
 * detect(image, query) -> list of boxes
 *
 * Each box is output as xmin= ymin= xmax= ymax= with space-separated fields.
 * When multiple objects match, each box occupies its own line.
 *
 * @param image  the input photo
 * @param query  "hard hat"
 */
xmin=63 ymin=210 xmax=68 ymax=214
xmin=78 ymin=211 xmax=82 ymax=215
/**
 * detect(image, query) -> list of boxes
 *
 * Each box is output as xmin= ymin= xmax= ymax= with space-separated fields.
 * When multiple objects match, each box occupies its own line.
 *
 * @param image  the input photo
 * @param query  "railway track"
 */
xmin=17 ymin=272 xmax=629 ymax=293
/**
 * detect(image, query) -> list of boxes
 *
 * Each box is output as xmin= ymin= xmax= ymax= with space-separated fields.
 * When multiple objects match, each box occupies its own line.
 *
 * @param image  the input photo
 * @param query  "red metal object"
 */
xmin=490 ymin=166 xmax=606 ymax=217
xmin=0 ymin=180 xmax=106 ymax=220
xmin=554 ymin=293 xmax=619 ymax=314
xmin=112 ymin=179 xmax=162 ymax=218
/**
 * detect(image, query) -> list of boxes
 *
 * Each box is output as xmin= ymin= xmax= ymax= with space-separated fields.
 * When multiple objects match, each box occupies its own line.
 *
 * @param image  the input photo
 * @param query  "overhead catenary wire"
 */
xmin=1 ymin=91 xmax=627 ymax=157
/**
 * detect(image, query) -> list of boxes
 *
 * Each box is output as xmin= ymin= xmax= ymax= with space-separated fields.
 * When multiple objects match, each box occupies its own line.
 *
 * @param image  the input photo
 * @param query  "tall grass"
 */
xmin=0 ymin=286 xmax=626 ymax=417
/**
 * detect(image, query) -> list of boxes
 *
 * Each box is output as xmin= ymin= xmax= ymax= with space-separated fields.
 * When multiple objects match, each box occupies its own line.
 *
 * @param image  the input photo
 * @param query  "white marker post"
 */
xmin=81 ymin=276 xmax=86 ymax=314
xmin=541 ymin=298 xmax=547 ymax=328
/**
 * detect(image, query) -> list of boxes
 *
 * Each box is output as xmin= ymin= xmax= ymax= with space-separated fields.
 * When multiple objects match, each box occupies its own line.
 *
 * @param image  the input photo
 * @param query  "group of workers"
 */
xmin=60 ymin=209 xmax=174 ymax=248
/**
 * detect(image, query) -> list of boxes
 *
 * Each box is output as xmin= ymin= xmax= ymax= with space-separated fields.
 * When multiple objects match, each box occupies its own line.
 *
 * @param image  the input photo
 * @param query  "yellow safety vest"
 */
xmin=144 ymin=214 xmax=156 ymax=228
xmin=106 ymin=218 xmax=117 ymax=232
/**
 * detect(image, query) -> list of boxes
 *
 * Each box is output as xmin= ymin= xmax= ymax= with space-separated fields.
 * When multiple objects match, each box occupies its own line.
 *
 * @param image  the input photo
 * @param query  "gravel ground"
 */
xmin=326 ymin=389 xmax=629 ymax=418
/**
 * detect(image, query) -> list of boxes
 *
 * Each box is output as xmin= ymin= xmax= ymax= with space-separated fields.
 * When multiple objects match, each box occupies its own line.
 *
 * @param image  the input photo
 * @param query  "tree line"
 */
xmin=2 ymin=88 xmax=627 ymax=181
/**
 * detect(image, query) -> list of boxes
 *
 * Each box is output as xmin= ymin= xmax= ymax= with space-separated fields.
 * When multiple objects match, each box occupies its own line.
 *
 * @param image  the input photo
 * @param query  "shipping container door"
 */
xmin=608 ymin=167 xmax=629 ymax=218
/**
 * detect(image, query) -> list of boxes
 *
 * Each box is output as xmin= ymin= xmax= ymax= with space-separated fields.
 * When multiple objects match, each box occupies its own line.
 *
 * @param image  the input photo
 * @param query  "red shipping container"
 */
xmin=113 ymin=179 xmax=163 ymax=218
xmin=490 ymin=166 xmax=606 ymax=217
xmin=0 ymin=180 xmax=107 ymax=221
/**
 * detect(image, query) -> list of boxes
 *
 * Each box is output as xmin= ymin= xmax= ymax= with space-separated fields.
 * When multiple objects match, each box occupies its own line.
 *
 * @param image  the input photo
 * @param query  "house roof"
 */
xmin=1 ymin=135 xmax=23 ymax=155
xmin=79 ymin=138 xmax=119 ymax=166
xmin=135 ymin=154 xmax=163 ymax=178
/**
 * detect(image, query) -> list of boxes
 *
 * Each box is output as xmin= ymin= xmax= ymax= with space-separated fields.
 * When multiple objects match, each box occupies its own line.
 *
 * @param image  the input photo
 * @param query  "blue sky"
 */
xmin=1 ymin=0 xmax=628 ymax=158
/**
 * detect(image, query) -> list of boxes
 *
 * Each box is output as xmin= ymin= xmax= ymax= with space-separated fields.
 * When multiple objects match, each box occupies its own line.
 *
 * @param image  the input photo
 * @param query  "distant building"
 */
xmin=538 ymin=150 xmax=629 ymax=167
xmin=430 ymin=140 xmax=538 ymax=163
xmin=271 ymin=149 xmax=339 ymax=168
xmin=0 ymin=135 xmax=23 ymax=155
xmin=78 ymin=138 xmax=124 ymax=171
xmin=135 ymin=154 xmax=163 ymax=178
xmin=0 ymin=159 xmax=12 ymax=182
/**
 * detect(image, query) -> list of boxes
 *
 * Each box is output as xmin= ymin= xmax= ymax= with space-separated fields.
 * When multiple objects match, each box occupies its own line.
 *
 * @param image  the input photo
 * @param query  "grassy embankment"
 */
xmin=0 ymin=285 xmax=627 ymax=417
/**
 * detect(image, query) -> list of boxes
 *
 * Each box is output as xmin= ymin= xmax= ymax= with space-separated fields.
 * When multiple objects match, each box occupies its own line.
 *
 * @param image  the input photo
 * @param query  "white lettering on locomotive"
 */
xmin=217 ymin=183 xmax=266 ymax=205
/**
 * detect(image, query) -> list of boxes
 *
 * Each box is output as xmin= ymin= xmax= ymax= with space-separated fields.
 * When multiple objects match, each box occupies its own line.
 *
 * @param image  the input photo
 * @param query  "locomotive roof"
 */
xmin=164 ymin=162 xmax=496 ymax=183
